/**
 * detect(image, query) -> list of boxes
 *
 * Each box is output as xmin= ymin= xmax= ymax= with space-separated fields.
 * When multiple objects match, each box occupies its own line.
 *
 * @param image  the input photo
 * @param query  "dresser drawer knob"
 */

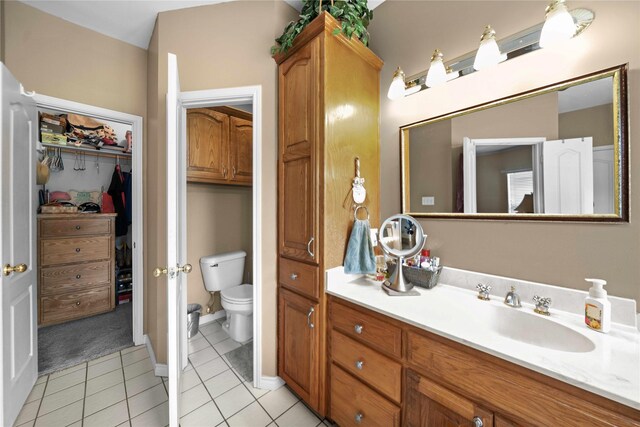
xmin=75 ymin=301 xmax=81 ymax=306
xmin=75 ymin=248 xmax=81 ymax=253
xmin=473 ymin=416 xmax=484 ymax=427
xmin=290 ymin=273 xmax=298 ymax=280
xmin=76 ymin=274 xmax=81 ymax=279
xmin=355 ymin=360 xmax=364 ymax=370
xmin=75 ymin=225 xmax=81 ymax=230
xmin=355 ymin=412 xmax=364 ymax=424
xmin=354 ymin=324 xmax=363 ymax=334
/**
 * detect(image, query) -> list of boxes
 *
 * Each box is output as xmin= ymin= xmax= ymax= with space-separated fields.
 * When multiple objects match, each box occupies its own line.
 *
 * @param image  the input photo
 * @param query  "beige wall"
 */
xmin=476 ymin=146 xmax=532 ymax=213
xmin=187 ymin=183 xmax=252 ymax=313
xmin=369 ymin=1 xmax=640 ymax=303
xmin=146 ymin=1 xmax=297 ymax=370
xmin=559 ymin=103 xmax=614 ymax=147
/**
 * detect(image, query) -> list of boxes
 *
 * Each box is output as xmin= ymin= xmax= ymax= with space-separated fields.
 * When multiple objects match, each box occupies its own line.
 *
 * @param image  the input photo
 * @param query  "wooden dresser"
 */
xmin=38 ymin=213 xmax=116 ymax=326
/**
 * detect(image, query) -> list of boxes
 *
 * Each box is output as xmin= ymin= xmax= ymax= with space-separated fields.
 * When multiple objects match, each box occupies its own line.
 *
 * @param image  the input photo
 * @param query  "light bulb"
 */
xmin=387 ymin=66 xmax=406 ymax=100
xmin=473 ymin=26 xmax=507 ymax=71
xmin=539 ymin=0 xmax=576 ymax=48
xmin=425 ymin=49 xmax=447 ymax=88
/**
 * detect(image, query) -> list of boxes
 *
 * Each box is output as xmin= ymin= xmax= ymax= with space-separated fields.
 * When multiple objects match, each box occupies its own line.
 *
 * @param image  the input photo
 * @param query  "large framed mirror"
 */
xmin=400 ymin=65 xmax=628 ymax=222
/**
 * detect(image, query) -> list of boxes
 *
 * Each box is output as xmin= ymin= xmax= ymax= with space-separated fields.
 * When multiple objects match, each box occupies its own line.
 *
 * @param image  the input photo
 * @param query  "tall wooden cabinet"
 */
xmin=274 ymin=12 xmax=382 ymax=416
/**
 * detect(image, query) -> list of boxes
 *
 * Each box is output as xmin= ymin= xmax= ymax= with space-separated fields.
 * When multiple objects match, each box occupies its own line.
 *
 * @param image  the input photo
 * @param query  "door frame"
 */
xmin=179 ymin=85 xmax=264 ymax=388
xmin=33 ymin=94 xmax=145 ymax=345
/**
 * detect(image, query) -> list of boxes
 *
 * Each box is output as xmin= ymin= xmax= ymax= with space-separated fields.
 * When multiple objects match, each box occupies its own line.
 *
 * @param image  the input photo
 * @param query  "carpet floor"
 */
xmin=38 ymin=303 xmax=133 ymax=375
xmin=226 ymin=342 xmax=253 ymax=382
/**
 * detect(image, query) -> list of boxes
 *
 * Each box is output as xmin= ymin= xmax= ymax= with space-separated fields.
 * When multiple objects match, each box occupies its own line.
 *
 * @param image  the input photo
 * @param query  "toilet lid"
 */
xmin=221 ymin=284 xmax=253 ymax=303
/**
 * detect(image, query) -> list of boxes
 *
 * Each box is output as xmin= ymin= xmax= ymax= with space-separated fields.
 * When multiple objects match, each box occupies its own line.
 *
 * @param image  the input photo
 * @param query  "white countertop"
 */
xmin=325 ymin=268 xmax=640 ymax=410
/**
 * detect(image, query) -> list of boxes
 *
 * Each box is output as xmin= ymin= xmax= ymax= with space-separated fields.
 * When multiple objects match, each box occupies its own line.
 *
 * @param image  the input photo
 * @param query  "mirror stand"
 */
xmin=384 ymin=255 xmax=414 ymax=293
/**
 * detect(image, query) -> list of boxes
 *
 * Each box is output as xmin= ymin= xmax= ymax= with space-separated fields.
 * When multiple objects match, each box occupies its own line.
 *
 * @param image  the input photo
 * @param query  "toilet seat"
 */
xmin=221 ymin=284 xmax=253 ymax=303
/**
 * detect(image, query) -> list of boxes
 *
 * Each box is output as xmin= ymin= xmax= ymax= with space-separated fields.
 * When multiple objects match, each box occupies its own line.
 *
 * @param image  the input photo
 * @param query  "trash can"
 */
xmin=187 ymin=304 xmax=202 ymax=338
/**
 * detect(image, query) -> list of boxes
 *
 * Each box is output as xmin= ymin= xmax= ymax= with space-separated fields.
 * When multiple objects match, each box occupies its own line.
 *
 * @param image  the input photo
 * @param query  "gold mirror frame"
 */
xmin=400 ymin=64 xmax=629 ymax=222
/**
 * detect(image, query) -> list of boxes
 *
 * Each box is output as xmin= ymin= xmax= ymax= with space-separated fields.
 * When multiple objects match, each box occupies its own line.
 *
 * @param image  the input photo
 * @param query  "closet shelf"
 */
xmin=39 ymin=142 xmax=132 ymax=160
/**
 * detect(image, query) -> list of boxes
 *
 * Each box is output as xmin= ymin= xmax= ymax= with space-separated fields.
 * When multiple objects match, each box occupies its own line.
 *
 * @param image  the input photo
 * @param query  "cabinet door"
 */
xmin=187 ymin=108 xmax=229 ymax=183
xmin=405 ymin=370 xmax=493 ymax=427
xmin=228 ymin=116 xmax=252 ymax=185
xmin=278 ymin=38 xmax=319 ymax=264
xmin=278 ymin=288 xmax=321 ymax=412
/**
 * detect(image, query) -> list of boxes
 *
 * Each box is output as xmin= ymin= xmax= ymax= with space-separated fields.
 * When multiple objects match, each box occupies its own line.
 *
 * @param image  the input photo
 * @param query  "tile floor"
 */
xmin=15 ymin=316 xmax=332 ymax=427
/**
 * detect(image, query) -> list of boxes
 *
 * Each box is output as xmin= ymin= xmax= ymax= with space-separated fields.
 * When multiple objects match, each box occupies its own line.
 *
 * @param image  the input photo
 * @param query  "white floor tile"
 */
xmin=188 ymin=337 xmax=211 ymax=354
xmin=35 ymin=375 xmax=48 ymax=385
xmin=87 ymin=356 xmax=122 ymax=380
xmin=200 ymin=322 xmax=222 ymax=336
xmin=180 ymin=401 xmax=224 ymax=427
xmin=180 ymin=383 xmax=212 ymax=417
xmin=258 ymin=386 xmax=298 ymax=419
xmin=88 ymin=351 xmax=121 ymax=366
xmin=188 ymin=331 xmax=206 ymax=342
xmin=48 ymin=362 xmax=86 ymax=380
xmin=34 ymin=400 xmax=83 ymax=427
xmin=189 ymin=346 xmax=219 ymax=367
xmin=25 ymin=382 xmax=46 ymax=403
xmin=122 ymin=347 xmax=149 ymax=367
xmin=226 ymin=401 xmax=271 ymax=427
xmin=213 ymin=338 xmax=241 ymax=355
xmin=84 ymin=382 xmax=126 ymax=417
xmin=128 ymin=383 xmax=167 ymax=418
xmin=243 ymin=381 xmax=269 ymax=399
xmin=86 ymin=369 xmax=124 ymax=397
xmin=121 ymin=344 xmax=146 ymax=355
xmin=38 ymin=383 xmax=84 ymax=416
xmin=130 ymin=401 xmax=169 ymax=427
xmin=214 ymin=384 xmax=255 ymax=419
xmin=203 ymin=370 xmax=241 ymax=399
xmin=44 ymin=368 xmax=86 ymax=396
xmin=181 ymin=369 xmax=202 ymax=392
xmin=194 ymin=357 xmax=228 ymax=381
xmin=68 ymin=421 xmax=82 ymax=427
xmin=123 ymin=358 xmax=154 ymax=380
xmin=125 ymin=370 xmax=162 ymax=397
xmin=275 ymin=401 xmax=321 ymax=427
xmin=83 ymin=400 xmax=129 ymax=427
xmin=13 ymin=399 xmax=40 ymax=425
xmin=205 ymin=330 xmax=230 ymax=345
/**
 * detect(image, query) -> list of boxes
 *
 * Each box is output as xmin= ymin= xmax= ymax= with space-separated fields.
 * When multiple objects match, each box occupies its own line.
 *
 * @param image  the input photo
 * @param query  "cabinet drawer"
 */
xmin=40 ymin=261 xmax=112 ymax=295
xmin=331 ymin=364 xmax=400 ymax=427
xmin=331 ymin=330 xmax=402 ymax=402
xmin=40 ymin=218 xmax=111 ymax=237
xmin=331 ymin=301 xmax=402 ymax=358
xmin=40 ymin=286 xmax=113 ymax=325
xmin=279 ymin=257 xmax=318 ymax=299
xmin=40 ymin=236 xmax=111 ymax=266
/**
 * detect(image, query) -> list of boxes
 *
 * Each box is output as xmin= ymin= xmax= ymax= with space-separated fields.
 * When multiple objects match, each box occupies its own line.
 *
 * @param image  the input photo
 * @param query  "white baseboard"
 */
xmin=199 ymin=310 xmax=226 ymax=326
xmin=144 ymin=334 xmax=168 ymax=377
xmin=258 ymin=376 xmax=285 ymax=390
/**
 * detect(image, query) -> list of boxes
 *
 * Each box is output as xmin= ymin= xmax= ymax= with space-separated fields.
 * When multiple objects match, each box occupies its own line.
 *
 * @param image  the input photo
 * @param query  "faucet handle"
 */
xmin=476 ymin=283 xmax=491 ymax=301
xmin=533 ymin=295 xmax=552 ymax=315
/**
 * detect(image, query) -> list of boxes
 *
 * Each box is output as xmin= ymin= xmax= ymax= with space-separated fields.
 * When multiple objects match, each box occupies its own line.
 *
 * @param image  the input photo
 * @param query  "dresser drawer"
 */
xmin=330 ymin=364 xmax=400 ymax=427
xmin=40 ymin=261 xmax=112 ymax=295
xmin=40 ymin=285 xmax=113 ymax=325
xmin=40 ymin=217 xmax=112 ymax=238
xmin=331 ymin=301 xmax=402 ymax=358
xmin=40 ymin=236 xmax=111 ymax=266
xmin=279 ymin=257 xmax=318 ymax=299
xmin=331 ymin=330 xmax=402 ymax=402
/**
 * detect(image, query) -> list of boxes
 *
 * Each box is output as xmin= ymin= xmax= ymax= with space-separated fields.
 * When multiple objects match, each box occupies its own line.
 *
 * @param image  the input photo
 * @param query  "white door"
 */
xmin=166 ymin=53 xmax=190 ymax=427
xmin=593 ymin=145 xmax=614 ymax=214
xmin=543 ymin=137 xmax=594 ymax=214
xmin=0 ymin=63 xmax=38 ymax=426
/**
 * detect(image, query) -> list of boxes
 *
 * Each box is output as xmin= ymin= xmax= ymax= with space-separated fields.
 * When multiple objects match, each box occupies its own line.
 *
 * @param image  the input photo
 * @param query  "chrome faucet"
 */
xmin=533 ymin=295 xmax=552 ymax=316
xmin=504 ymin=286 xmax=522 ymax=308
xmin=476 ymin=283 xmax=491 ymax=301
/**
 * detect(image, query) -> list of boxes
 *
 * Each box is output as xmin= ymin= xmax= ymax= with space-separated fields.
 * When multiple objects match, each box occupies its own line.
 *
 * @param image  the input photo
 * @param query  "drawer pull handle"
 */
xmin=75 ymin=225 xmax=81 ymax=230
xmin=76 ymin=274 xmax=81 ymax=279
xmin=75 ymin=248 xmax=81 ymax=253
xmin=355 ymin=413 xmax=363 ymax=424
xmin=290 ymin=273 xmax=298 ymax=280
xmin=75 ymin=301 xmax=81 ymax=306
xmin=354 ymin=324 xmax=363 ymax=334
xmin=355 ymin=360 xmax=364 ymax=370
xmin=473 ymin=416 xmax=483 ymax=427
xmin=306 ymin=237 xmax=314 ymax=258
xmin=307 ymin=307 xmax=315 ymax=329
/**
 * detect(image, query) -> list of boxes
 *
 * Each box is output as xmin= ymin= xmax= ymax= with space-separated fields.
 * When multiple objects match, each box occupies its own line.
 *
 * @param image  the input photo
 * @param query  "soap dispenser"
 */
xmin=584 ymin=278 xmax=611 ymax=333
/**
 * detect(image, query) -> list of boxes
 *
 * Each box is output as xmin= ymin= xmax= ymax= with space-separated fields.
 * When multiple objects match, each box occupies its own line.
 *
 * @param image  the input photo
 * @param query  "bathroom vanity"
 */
xmin=325 ymin=268 xmax=640 ymax=426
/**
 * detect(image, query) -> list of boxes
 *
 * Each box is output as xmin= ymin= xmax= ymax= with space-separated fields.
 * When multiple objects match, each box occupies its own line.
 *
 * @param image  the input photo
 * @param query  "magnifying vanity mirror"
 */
xmin=401 ymin=64 xmax=629 ymax=222
xmin=379 ymin=214 xmax=425 ymax=293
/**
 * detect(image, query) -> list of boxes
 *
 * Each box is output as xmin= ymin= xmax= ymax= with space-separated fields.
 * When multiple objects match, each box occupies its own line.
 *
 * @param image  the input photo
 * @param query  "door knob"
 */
xmin=3 ymin=263 xmax=27 ymax=276
xmin=153 ymin=267 xmax=168 ymax=277
xmin=176 ymin=264 xmax=193 ymax=274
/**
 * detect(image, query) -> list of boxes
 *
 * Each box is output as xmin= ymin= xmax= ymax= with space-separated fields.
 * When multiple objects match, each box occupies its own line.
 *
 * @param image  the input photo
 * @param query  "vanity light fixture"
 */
xmin=388 ymin=4 xmax=594 ymax=100
xmin=473 ymin=26 xmax=507 ymax=71
xmin=539 ymin=0 xmax=576 ymax=48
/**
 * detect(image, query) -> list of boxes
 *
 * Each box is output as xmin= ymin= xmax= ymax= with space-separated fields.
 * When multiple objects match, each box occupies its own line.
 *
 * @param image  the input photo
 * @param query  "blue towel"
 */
xmin=344 ymin=219 xmax=376 ymax=274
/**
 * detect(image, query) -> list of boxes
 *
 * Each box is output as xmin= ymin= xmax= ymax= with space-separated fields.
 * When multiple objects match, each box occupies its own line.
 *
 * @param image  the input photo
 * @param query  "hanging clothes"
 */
xmin=124 ymin=171 xmax=132 ymax=225
xmin=108 ymin=164 xmax=128 ymax=236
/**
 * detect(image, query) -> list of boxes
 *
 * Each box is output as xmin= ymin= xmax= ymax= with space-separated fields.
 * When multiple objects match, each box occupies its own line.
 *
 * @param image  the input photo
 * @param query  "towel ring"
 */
xmin=354 ymin=205 xmax=370 ymax=221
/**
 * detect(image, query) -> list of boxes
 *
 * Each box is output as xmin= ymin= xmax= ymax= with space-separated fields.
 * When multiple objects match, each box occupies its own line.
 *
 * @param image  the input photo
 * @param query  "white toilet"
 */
xmin=200 ymin=250 xmax=253 ymax=343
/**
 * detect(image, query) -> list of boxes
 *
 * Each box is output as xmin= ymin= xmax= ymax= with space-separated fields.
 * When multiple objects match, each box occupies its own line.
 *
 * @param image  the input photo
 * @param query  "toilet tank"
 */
xmin=200 ymin=250 xmax=246 ymax=292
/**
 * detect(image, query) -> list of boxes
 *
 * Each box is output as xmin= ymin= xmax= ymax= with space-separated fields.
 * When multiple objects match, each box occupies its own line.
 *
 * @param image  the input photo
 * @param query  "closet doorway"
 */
xmin=34 ymin=94 xmax=144 ymax=375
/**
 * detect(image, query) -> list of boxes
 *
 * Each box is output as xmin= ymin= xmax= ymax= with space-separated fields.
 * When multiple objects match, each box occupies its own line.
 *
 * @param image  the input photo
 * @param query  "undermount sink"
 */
xmin=488 ymin=306 xmax=596 ymax=353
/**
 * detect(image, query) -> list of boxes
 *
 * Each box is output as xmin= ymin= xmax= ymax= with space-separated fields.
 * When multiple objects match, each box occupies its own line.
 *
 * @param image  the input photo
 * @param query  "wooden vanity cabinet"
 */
xmin=274 ymin=12 xmax=382 ymax=417
xmin=186 ymin=107 xmax=252 ymax=185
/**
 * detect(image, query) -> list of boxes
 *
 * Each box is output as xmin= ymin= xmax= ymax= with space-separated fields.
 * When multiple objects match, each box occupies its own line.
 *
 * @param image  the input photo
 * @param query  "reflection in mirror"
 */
xmin=401 ymin=66 xmax=628 ymax=221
